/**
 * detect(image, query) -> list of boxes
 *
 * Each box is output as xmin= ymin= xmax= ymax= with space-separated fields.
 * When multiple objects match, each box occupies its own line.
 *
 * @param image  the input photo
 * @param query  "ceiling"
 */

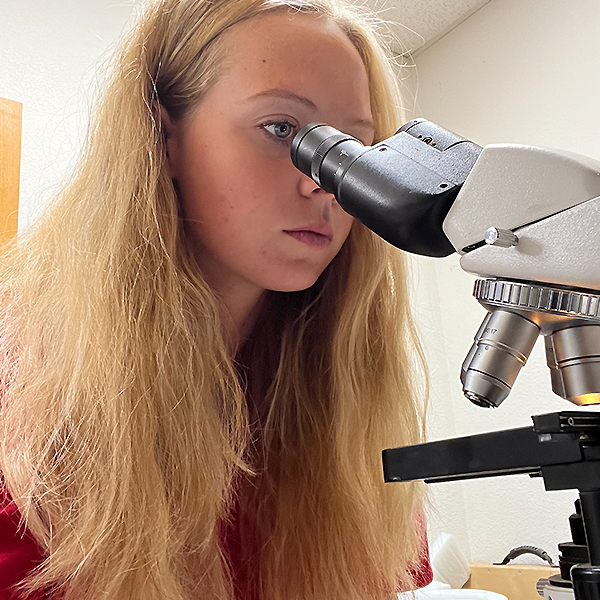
xmin=361 ymin=0 xmax=491 ymax=55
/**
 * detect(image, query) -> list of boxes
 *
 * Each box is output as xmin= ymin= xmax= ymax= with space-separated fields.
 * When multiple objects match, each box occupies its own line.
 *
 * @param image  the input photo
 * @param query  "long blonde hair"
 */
xmin=0 ymin=1 xmax=427 ymax=599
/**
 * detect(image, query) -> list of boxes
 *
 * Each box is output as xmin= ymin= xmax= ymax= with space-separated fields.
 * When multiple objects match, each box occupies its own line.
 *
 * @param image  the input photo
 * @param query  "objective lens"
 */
xmin=546 ymin=325 xmax=600 ymax=405
xmin=462 ymin=310 xmax=540 ymax=408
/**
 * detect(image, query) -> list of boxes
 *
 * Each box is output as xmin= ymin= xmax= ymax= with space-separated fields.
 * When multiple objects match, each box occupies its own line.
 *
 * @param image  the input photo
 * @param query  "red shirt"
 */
xmin=220 ymin=488 xmax=433 ymax=599
xmin=0 ymin=490 xmax=46 ymax=600
xmin=0 ymin=485 xmax=431 ymax=599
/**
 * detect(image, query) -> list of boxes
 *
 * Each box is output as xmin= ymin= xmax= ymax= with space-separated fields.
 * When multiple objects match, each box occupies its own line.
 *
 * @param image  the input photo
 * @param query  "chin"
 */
xmin=265 ymin=273 xmax=322 ymax=293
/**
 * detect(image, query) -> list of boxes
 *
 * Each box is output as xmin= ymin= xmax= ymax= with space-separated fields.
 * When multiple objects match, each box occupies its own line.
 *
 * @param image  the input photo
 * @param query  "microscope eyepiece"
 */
xmin=290 ymin=121 xmax=481 ymax=257
xmin=290 ymin=123 xmax=366 ymax=194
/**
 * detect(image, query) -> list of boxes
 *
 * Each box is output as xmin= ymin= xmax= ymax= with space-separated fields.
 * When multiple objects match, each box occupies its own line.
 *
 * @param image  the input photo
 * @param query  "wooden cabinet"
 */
xmin=463 ymin=562 xmax=560 ymax=599
xmin=0 ymin=97 xmax=22 ymax=243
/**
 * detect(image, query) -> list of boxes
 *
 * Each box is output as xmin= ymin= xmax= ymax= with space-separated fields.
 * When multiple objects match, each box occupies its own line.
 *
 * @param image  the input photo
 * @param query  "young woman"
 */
xmin=0 ymin=1 xmax=431 ymax=598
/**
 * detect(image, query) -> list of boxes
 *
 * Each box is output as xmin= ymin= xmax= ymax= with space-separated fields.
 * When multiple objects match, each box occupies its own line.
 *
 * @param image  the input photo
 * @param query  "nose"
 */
xmin=298 ymin=174 xmax=338 ymax=221
xmin=298 ymin=172 xmax=337 ymax=204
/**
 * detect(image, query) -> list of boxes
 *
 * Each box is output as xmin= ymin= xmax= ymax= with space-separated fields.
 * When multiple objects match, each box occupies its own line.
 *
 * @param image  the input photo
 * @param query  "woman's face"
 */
xmin=165 ymin=10 xmax=374 ymax=301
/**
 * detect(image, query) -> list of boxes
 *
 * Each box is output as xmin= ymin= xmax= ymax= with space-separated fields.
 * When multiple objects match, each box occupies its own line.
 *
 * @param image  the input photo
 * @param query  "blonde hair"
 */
xmin=0 ymin=1 xmax=427 ymax=599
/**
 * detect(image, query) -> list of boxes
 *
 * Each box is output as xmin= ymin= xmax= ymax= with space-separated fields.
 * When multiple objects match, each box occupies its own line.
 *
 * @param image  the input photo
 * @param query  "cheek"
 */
xmin=340 ymin=213 xmax=354 ymax=238
xmin=178 ymin=155 xmax=286 ymax=253
xmin=334 ymin=211 xmax=355 ymax=256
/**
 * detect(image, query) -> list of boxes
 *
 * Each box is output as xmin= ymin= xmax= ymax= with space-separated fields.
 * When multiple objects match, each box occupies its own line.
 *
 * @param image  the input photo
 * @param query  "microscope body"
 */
xmin=446 ymin=141 xmax=600 ymax=408
xmin=291 ymin=119 xmax=600 ymax=600
xmin=292 ymin=119 xmax=600 ymax=409
xmin=446 ymin=142 xmax=600 ymax=289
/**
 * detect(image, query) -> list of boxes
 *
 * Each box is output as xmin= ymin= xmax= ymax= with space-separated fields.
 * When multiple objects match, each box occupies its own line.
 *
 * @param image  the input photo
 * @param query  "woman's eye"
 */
xmin=261 ymin=120 xmax=297 ymax=144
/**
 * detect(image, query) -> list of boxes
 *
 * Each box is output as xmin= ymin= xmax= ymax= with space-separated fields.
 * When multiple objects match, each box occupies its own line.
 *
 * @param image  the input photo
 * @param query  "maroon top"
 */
xmin=0 ymin=485 xmax=432 ymax=599
xmin=0 ymin=489 xmax=46 ymax=600
xmin=220 ymin=487 xmax=434 ymax=599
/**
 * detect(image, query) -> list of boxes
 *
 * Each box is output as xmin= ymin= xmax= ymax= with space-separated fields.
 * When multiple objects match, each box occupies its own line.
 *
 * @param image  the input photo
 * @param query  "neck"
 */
xmin=191 ymin=248 xmax=267 ymax=355
xmin=221 ymin=289 xmax=266 ymax=355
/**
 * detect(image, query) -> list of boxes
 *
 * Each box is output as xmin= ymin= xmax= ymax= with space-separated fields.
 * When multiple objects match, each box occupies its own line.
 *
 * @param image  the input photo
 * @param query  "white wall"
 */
xmin=409 ymin=0 xmax=600 ymax=565
xmin=1 ymin=0 xmax=139 ymax=231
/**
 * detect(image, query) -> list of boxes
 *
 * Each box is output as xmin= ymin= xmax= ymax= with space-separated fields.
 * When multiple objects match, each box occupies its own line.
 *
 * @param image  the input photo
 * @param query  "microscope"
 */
xmin=291 ymin=119 xmax=600 ymax=600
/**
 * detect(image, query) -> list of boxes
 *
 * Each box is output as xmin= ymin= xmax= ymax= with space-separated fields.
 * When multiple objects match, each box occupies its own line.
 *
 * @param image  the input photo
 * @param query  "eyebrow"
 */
xmin=243 ymin=88 xmax=375 ymax=133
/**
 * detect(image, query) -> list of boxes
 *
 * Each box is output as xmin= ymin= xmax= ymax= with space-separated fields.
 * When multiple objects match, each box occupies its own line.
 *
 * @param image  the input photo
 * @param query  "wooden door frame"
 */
xmin=0 ymin=97 xmax=22 ymax=243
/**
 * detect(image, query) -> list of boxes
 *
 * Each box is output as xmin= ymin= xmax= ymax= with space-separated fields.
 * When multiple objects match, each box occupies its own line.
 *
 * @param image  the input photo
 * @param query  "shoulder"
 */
xmin=410 ymin=552 xmax=434 ymax=589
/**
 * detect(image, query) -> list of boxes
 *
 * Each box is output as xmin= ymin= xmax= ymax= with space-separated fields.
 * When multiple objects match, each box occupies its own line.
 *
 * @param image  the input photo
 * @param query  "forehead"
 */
xmin=214 ymin=10 xmax=372 ymax=125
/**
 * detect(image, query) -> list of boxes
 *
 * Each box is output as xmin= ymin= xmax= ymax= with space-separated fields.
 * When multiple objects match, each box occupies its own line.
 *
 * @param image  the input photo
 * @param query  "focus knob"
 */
xmin=485 ymin=227 xmax=519 ymax=248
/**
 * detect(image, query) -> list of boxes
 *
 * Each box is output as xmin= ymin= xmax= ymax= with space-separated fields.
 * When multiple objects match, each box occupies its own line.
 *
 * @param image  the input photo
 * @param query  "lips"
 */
xmin=284 ymin=231 xmax=331 ymax=247
xmin=284 ymin=224 xmax=334 ymax=240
